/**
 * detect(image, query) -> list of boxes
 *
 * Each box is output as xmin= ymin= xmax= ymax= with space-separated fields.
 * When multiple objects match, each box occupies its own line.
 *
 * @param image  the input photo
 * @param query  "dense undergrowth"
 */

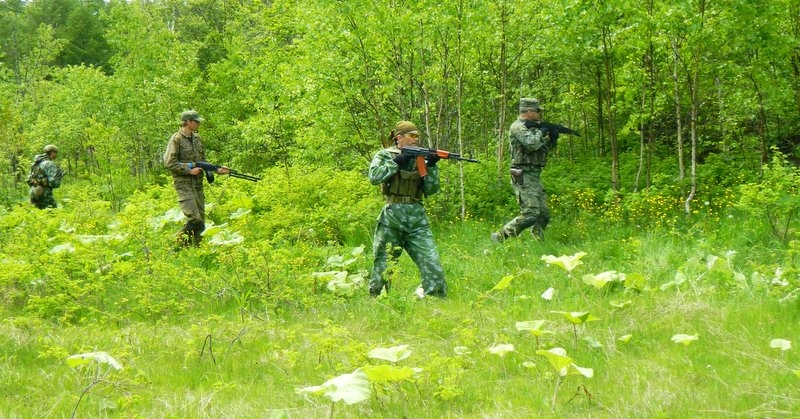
xmin=1 ymin=154 xmax=799 ymax=417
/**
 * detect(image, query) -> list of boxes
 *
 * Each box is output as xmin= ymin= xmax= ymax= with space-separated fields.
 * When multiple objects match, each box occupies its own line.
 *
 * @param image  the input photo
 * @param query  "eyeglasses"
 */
xmin=406 ymin=132 xmax=419 ymax=139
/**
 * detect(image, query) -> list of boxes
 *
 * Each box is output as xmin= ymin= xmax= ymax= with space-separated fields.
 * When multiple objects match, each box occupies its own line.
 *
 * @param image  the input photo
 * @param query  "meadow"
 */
xmin=2 ymin=165 xmax=799 ymax=418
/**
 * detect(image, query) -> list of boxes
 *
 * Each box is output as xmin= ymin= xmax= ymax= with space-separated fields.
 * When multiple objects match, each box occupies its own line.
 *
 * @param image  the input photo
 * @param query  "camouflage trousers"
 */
xmin=176 ymin=191 xmax=206 ymax=247
xmin=501 ymin=169 xmax=549 ymax=237
xmin=30 ymin=186 xmax=57 ymax=209
xmin=369 ymin=203 xmax=447 ymax=297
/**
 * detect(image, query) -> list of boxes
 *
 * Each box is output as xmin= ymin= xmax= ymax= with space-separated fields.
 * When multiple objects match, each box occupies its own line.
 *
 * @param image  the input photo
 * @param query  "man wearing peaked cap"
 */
xmin=492 ymin=97 xmax=553 ymax=242
xmin=163 ymin=110 xmax=228 ymax=248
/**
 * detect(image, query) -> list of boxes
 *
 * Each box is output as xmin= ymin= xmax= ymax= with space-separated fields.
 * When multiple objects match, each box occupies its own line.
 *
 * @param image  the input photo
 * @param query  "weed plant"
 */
xmin=1 ymin=174 xmax=799 ymax=418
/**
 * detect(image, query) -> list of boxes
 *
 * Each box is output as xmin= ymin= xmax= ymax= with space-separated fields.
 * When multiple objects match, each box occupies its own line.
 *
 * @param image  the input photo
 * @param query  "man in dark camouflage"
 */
xmin=492 ymin=98 xmax=556 ymax=242
xmin=27 ymin=144 xmax=64 ymax=209
xmin=368 ymin=121 xmax=447 ymax=299
xmin=164 ymin=110 xmax=229 ymax=247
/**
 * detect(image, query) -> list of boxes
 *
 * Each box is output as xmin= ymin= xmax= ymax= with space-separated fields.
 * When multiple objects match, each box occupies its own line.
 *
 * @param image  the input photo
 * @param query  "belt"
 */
xmin=385 ymin=196 xmax=420 ymax=204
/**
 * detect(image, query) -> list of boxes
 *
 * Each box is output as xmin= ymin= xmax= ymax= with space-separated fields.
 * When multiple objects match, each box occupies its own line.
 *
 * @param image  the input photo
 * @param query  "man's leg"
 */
xmin=369 ymin=223 xmax=404 ymax=296
xmin=405 ymin=227 xmax=447 ymax=298
xmin=178 ymin=196 xmax=205 ymax=247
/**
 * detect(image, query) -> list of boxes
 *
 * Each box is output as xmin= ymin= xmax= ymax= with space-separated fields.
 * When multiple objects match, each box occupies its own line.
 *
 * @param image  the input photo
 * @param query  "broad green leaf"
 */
xmin=567 ymin=364 xmax=594 ymax=378
xmin=207 ymin=230 xmax=244 ymax=246
xmin=66 ymin=351 xmax=123 ymax=371
xmin=453 ymin=346 xmax=471 ymax=356
xmin=488 ymin=343 xmax=515 ymax=357
xmin=229 ymin=208 xmax=251 ymax=219
xmin=362 ymin=364 xmax=416 ymax=382
xmin=296 ymin=369 xmax=371 ymax=405
xmin=794 ymin=370 xmax=800 ymax=378
xmin=536 ymin=347 xmax=573 ymax=375
xmin=368 ymin=345 xmax=412 ymax=363
xmin=582 ymin=270 xmax=624 ymax=289
xmin=609 ymin=300 xmax=632 ymax=308
xmin=551 ymin=311 xmax=600 ymax=325
xmin=618 ymin=334 xmax=633 ymax=342
xmin=540 ymin=252 xmax=587 ymax=272
xmin=50 ymin=243 xmax=75 ymax=254
xmin=515 ymin=320 xmax=553 ymax=337
xmin=671 ymin=334 xmax=699 ymax=345
xmin=770 ymin=339 xmax=792 ymax=351
xmin=623 ymin=273 xmax=646 ymax=291
xmin=541 ymin=287 xmax=555 ymax=300
xmin=492 ymin=275 xmax=514 ymax=291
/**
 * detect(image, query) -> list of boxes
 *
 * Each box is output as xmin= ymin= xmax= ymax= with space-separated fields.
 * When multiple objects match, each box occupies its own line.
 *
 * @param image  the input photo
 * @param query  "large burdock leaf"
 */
xmin=515 ymin=320 xmax=552 ymax=337
xmin=551 ymin=311 xmax=600 ymax=325
xmin=536 ymin=347 xmax=593 ymax=378
xmin=770 ymin=339 xmax=792 ymax=351
xmin=50 ymin=243 xmax=75 ymax=254
xmin=582 ymin=270 xmax=625 ymax=289
xmin=207 ymin=230 xmax=244 ymax=246
xmin=671 ymin=334 xmax=699 ymax=345
xmin=66 ymin=351 xmax=123 ymax=371
xmin=540 ymin=252 xmax=587 ymax=272
xmin=488 ymin=343 xmax=515 ymax=357
xmin=368 ymin=345 xmax=412 ymax=363
xmin=363 ymin=364 xmax=416 ymax=382
xmin=296 ymin=369 xmax=371 ymax=405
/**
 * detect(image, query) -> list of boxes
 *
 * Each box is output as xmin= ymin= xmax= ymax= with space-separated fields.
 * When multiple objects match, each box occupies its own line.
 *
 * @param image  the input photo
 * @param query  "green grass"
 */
xmin=1 ymin=197 xmax=799 ymax=418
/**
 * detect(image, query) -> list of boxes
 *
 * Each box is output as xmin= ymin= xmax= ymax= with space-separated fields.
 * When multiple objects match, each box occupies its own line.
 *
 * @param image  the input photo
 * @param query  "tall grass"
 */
xmin=1 ymin=181 xmax=799 ymax=418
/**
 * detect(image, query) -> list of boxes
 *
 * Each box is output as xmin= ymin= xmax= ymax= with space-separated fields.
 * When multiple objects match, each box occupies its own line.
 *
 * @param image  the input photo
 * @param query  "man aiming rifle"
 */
xmin=399 ymin=145 xmax=480 ymax=177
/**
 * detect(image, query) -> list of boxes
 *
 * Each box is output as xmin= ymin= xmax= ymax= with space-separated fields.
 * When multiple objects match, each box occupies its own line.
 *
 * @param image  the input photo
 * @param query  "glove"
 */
xmin=393 ymin=153 xmax=413 ymax=166
xmin=523 ymin=120 xmax=540 ymax=130
xmin=426 ymin=154 xmax=440 ymax=167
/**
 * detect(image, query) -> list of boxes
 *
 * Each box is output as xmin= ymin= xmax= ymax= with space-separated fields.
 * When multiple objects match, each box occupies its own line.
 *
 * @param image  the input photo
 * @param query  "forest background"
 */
xmin=2 ymin=0 xmax=800 ymax=417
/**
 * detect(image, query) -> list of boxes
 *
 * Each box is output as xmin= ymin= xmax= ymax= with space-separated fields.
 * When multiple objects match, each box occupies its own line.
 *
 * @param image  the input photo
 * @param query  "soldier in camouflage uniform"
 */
xmin=27 ymin=144 xmax=64 ymax=209
xmin=164 ymin=110 xmax=229 ymax=247
xmin=492 ymin=98 xmax=556 ymax=242
xmin=368 ymin=121 xmax=447 ymax=299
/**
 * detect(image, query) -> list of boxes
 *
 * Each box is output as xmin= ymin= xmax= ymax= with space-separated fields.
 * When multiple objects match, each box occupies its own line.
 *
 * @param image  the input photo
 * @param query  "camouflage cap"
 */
xmin=393 ymin=120 xmax=418 ymax=136
xmin=43 ymin=144 xmax=59 ymax=153
xmin=519 ymin=98 xmax=542 ymax=112
xmin=180 ymin=110 xmax=205 ymax=122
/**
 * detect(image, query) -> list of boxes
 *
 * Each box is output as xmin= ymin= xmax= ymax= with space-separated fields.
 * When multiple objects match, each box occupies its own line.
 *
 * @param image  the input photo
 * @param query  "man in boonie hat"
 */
xmin=492 ymin=97 xmax=552 ymax=242
xmin=367 ymin=120 xmax=447 ymax=299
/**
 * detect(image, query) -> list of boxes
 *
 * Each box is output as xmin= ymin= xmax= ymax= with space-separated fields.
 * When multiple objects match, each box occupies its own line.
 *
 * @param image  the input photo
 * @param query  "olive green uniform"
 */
xmin=164 ymin=130 xmax=208 ymax=246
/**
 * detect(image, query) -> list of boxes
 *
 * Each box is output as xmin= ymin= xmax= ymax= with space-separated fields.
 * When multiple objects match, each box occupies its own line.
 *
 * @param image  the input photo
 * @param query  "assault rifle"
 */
xmin=524 ymin=120 xmax=581 ymax=137
xmin=194 ymin=161 xmax=262 ymax=183
xmin=400 ymin=146 xmax=480 ymax=177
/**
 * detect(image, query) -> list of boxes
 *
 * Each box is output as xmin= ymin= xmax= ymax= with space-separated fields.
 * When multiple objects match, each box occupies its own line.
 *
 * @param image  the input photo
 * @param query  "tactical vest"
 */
xmin=510 ymin=120 xmax=548 ymax=168
xmin=381 ymin=149 xmax=423 ymax=200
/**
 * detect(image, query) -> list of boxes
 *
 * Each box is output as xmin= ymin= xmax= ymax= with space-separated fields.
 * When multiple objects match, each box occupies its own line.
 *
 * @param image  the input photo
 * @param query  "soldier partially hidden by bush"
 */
xmin=27 ymin=144 xmax=64 ymax=209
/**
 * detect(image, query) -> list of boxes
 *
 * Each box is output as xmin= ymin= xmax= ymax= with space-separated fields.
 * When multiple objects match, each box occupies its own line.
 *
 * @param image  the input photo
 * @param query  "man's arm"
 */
xmin=368 ymin=150 xmax=399 ymax=185
xmin=163 ymin=135 xmax=197 ymax=176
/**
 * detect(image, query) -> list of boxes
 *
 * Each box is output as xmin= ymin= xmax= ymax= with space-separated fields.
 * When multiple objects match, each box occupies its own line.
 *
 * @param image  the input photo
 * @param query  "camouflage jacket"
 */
xmin=163 ymin=130 xmax=206 ymax=200
xmin=509 ymin=117 xmax=549 ymax=169
xmin=27 ymin=154 xmax=63 ymax=189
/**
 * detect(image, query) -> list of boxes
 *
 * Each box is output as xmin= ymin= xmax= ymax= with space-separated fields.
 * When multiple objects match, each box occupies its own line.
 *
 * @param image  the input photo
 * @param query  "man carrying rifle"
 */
xmin=367 ymin=121 xmax=446 ymax=299
xmin=163 ymin=110 xmax=229 ymax=247
xmin=492 ymin=98 xmax=556 ymax=242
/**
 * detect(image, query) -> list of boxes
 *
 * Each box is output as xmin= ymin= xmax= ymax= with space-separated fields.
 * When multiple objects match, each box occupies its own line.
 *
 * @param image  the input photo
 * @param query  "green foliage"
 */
xmin=737 ymin=151 xmax=800 ymax=243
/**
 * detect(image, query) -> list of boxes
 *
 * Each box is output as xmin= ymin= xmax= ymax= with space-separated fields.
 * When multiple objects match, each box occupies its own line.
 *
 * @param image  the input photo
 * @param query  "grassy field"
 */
xmin=2 ymin=198 xmax=799 ymax=418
